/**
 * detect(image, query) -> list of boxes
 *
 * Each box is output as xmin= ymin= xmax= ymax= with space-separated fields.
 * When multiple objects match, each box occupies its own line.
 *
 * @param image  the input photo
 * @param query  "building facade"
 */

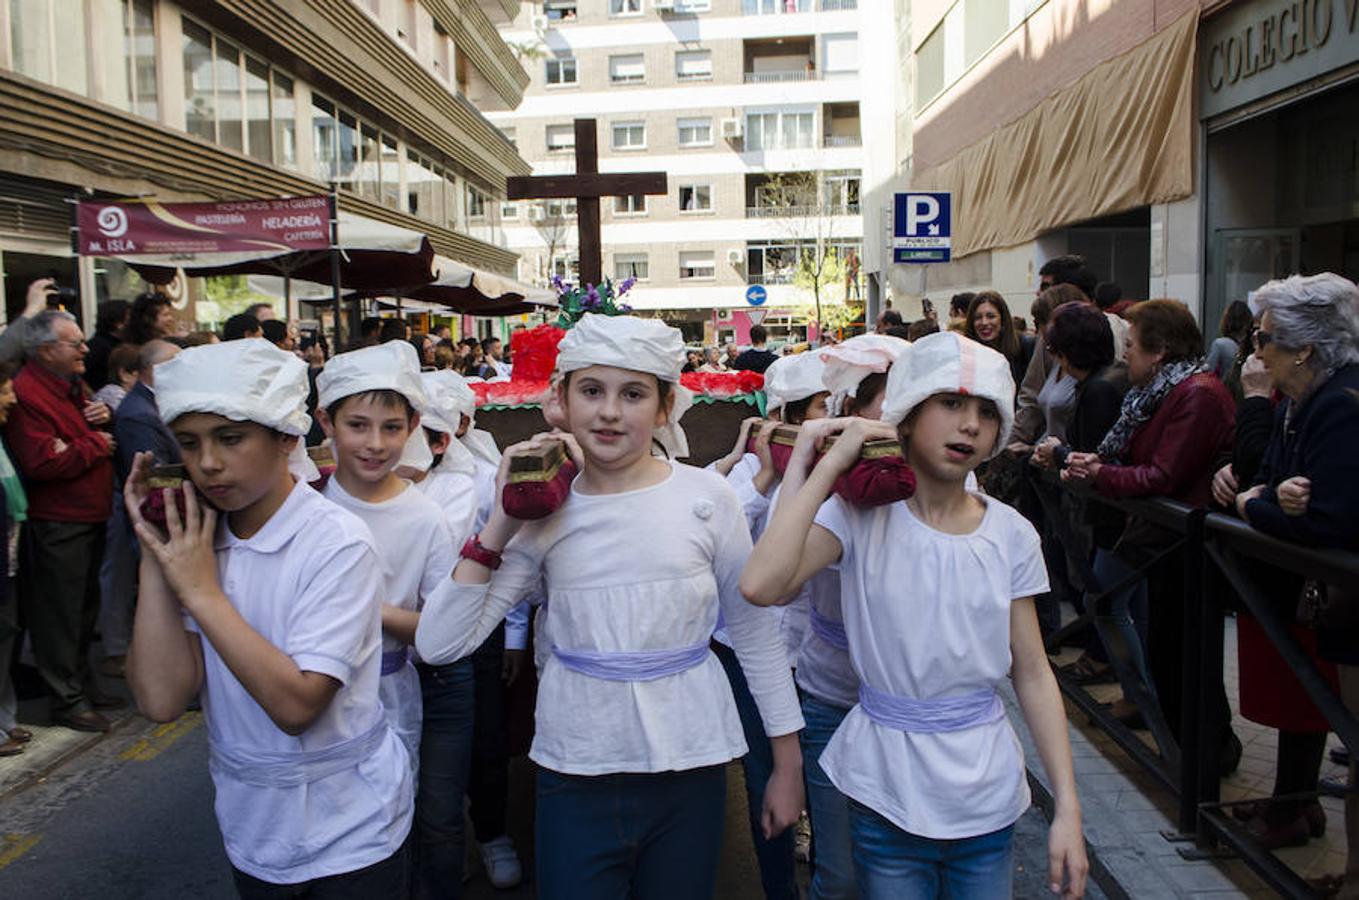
xmin=0 ymin=0 xmax=530 ymax=329
xmin=867 ymin=0 xmax=1359 ymax=334
xmin=489 ymin=0 xmax=865 ymax=342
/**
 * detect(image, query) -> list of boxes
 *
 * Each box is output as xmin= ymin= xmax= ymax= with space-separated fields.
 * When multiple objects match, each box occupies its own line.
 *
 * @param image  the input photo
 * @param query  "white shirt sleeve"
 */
xmin=414 ymin=529 xmax=543 ymax=665
xmin=287 ymin=539 xmax=384 ymax=685
xmin=1006 ymin=512 xmax=1050 ymax=600
xmin=504 ymin=600 xmax=530 ymax=650
xmin=711 ymin=484 xmax=804 ymax=738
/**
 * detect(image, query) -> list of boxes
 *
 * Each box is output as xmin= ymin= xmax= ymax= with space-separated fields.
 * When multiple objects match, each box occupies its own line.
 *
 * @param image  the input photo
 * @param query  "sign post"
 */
xmin=892 ymin=192 xmax=952 ymax=264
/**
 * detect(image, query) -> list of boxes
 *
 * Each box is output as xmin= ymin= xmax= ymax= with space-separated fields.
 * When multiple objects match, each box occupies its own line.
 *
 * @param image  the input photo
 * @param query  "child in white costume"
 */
xmin=315 ymin=341 xmax=457 ymax=764
xmin=416 ymin=313 xmax=804 ymax=900
xmin=743 ymin=332 xmax=1087 ymax=899
xmin=123 ymin=339 xmax=413 ymax=897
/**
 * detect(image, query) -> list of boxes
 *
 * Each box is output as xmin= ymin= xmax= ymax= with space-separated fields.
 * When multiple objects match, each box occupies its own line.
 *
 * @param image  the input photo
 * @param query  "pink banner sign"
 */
xmin=76 ymin=196 xmax=330 ymax=256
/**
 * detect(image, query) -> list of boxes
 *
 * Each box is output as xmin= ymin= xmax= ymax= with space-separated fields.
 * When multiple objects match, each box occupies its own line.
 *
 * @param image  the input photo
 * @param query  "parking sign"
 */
xmin=893 ymin=192 xmax=952 ymax=264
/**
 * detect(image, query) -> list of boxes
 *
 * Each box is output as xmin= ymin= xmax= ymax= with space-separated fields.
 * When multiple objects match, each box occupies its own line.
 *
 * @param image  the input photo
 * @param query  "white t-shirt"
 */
xmin=323 ymin=477 xmax=456 ymax=760
xmin=415 ymin=467 xmax=480 ymax=548
xmin=813 ymin=492 xmax=1049 ymax=839
xmin=415 ymin=462 xmax=803 ymax=775
xmin=188 ymin=481 xmax=413 ymax=883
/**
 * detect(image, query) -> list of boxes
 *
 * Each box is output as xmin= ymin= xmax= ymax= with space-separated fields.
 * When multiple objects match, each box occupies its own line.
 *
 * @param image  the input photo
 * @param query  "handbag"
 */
xmin=1297 ymin=580 xmax=1359 ymax=630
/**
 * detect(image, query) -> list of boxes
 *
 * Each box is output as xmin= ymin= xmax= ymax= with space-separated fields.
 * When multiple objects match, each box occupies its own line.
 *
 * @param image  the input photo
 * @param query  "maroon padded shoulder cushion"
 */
xmin=502 ymin=460 xmax=580 ymax=521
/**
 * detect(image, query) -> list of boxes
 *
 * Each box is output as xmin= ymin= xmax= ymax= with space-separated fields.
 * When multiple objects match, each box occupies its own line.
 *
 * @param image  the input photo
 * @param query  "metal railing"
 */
xmin=743 ymin=69 xmax=819 ymax=84
xmin=1035 ymin=469 xmax=1359 ymax=898
xmin=819 ymin=0 xmax=857 ymax=9
xmin=823 ymin=134 xmax=862 ymax=148
xmin=744 ymin=204 xmax=860 ymax=218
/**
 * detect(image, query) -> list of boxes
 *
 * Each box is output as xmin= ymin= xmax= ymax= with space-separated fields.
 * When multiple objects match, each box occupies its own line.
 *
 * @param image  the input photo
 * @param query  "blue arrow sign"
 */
xmin=746 ymin=284 xmax=767 ymax=306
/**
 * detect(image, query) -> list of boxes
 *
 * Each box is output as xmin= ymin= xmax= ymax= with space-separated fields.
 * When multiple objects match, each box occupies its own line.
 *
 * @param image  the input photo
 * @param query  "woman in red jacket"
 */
xmin=1064 ymin=300 xmax=1237 ymax=765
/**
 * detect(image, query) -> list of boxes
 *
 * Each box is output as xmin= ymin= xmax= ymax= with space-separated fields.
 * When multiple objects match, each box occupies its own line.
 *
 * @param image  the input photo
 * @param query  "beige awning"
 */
xmin=913 ymin=10 xmax=1198 ymax=259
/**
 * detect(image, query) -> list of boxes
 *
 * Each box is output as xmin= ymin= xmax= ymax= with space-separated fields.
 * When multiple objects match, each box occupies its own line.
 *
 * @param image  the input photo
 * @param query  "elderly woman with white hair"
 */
xmin=1230 ymin=273 xmax=1359 ymax=886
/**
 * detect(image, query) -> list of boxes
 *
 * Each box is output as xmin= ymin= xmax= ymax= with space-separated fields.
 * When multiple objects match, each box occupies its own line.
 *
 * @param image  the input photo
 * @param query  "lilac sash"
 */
xmin=553 ymin=642 xmax=710 ymax=682
xmin=809 ymin=607 xmax=849 ymax=652
xmin=858 ymin=683 xmax=1003 ymax=734
xmin=211 ymin=720 xmax=388 ymax=787
xmin=380 ymin=648 xmax=409 ymax=676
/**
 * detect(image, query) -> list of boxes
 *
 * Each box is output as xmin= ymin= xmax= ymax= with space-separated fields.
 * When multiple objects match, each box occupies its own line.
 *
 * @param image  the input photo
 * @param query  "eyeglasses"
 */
xmin=46 ymin=339 xmax=87 ymax=351
xmin=1253 ymin=329 xmax=1274 ymax=349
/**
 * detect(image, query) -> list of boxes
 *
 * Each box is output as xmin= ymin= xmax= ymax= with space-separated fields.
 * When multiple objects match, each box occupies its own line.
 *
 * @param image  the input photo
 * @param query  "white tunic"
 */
xmin=188 ymin=481 xmax=413 ymax=883
xmin=323 ymin=477 xmax=456 ymax=761
xmin=813 ymin=493 xmax=1048 ymax=839
xmin=416 ymin=462 xmax=803 ymax=775
xmin=414 ymin=466 xmax=480 ymax=547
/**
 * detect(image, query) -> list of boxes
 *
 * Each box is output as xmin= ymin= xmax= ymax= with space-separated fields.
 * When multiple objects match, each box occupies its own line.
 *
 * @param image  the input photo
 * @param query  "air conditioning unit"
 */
xmin=726 ymin=249 xmax=744 ymax=266
xmin=720 ymin=117 xmax=743 ymax=140
xmin=715 ymin=308 xmax=733 ymax=322
xmin=530 ymin=13 xmax=549 ymax=32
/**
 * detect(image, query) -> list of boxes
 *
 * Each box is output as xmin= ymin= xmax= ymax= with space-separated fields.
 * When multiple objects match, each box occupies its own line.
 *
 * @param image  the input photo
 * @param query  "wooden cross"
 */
xmin=506 ymin=118 xmax=668 ymax=288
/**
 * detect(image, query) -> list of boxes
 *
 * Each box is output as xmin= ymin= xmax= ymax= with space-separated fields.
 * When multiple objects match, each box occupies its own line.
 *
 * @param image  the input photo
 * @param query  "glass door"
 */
xmin=1209 ymin=228 xmax=1300 ymax=336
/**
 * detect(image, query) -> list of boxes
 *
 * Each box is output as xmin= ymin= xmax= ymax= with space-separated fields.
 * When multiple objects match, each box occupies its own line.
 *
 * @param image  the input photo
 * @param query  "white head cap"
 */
xmin=554 ymin=313 xmax=693 ymax=458
xmin=154 ymin=338 xmax=318 ymax=481
xmin=881 ymin=331 xmax=1015 ymax=458
xmin=763 ymin=349 xmax=829 ymax=416
xmin=318 ymin=341 xmax=432 ymax=471
xmin=820 ymin=334 xmax=910 ymax=415
xmin=405 ymin=369 xmax=478 ymax=475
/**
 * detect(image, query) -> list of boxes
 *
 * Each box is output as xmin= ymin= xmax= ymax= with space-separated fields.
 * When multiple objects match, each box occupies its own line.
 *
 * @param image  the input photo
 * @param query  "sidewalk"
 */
xmin=1034 ymin=614 xmax=1348 ymax=897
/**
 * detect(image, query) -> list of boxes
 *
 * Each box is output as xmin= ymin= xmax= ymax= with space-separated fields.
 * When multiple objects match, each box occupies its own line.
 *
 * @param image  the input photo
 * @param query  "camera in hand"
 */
xmin=47 ymin=285 xmax=79 ymax=307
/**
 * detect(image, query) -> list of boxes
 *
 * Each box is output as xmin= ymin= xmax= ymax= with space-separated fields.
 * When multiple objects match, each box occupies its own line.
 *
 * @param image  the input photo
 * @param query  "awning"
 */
xmin=128 ymin=211 xmax=436 ymax=290
xmin=912 ymin=10 xmax=1197 ymax=259
xmin=351 ymin=255 xmax=556 ymax=317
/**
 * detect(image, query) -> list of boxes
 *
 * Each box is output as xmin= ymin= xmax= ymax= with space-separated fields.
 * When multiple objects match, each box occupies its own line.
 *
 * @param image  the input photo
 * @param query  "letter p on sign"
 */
xmin=906 ymin=196 xmax=939 ymax=235
xmin=892 ymin=191 xmax=952 ymax=264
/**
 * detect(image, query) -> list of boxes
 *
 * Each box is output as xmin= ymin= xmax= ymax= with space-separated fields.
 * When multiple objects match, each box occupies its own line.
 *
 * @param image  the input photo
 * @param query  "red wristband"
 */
xmin=460 ymin=533 xmax=503 ymax=570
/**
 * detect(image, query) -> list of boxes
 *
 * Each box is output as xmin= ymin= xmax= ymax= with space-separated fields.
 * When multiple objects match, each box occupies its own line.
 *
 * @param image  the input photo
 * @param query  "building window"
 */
xmin=545 ymin=56 xmax=578 ymax=85
xmin=673 ymin=0 xmax=710 ymax=12
xmin=501 ymin=201 xmax=519 ymax=220
xmin=675 ymin=50 xmax=711 ymax=81
xmin=679 ymin=184 xmax=712 ymax=212
xmin=121 ymin=0 xmax=158 ymax=120
xmin=742 ymin=0 xmax=809 ymax=12
xmin=546 ymin=199 xmax=577 ymax=218
xmin=380 ymin=135 xmax=401 ymax=209
xmin=610 ymin=0 xmax=642 ymax=15
xmin=611 ymin=122 xmax=646 ymax=151
xmin=613 ymin=195 xmax=647 ymax=215
xmin=406 ymin=151 xmax=447 ymax=225
xmin=615 ymin=253 xmax=649 ymax=281
xmin=823 ymin=170 xmax=861 ymax=212
xmin=746 ymin=239 xmax=811 ymax=284
xmin=677 ymin=117 xmax=712 ymax=147
xmin=432 ymin=23 xmax=452 ymax=83
xmin=9 ymin=0 xmax=89 ymax=95
xmin=679 ymin=251 xmax=715 ymax=280
xmin=184 ymin=17 xmax=295 ymax=164
xmin=553 ymin=255 xmax=580 ymax=279
xmin=544 ymin=0 xmax=577 ymax=22
xmin=609 ymin=54 xmax=645 ymax=85
xmin=821 ymin=33 xmax=858 ymax=76
xmin=546 ymin=124 xmax=575 ymax=152
xmin=466 ymin=184 xmax=488 ymax=219
xmin=745 ymin=110 xmax=814 ymax=151
xmin=398 ymin=0 xmax=416 ymax=45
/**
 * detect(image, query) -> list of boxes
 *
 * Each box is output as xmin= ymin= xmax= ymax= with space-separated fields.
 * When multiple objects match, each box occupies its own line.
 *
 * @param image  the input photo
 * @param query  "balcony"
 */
xmin=822 ymin=135 xmax=861 ymax=148
xmin=740 ymin=0 xmax=856 ymax=13
xmin=746 ymin=204 xmax=861 ymax=218
xmin=743 ymin=69 xmax=820 ymax=84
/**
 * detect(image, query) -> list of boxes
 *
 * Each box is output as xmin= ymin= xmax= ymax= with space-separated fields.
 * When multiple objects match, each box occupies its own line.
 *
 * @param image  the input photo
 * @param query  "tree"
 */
xmin=793 ymin=248 xmax=863 ymax=337
xmin=754 ymin=171 xmax=860 ymax=341
xmin=531 ymin=200 xmax=576 ymax=287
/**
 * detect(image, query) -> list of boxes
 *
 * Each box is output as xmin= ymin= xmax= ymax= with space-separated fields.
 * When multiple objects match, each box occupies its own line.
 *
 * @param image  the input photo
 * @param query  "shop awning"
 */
xmin=349 ymin=256 xmax=556 ymax=317
xmin=912 ymin=10 xmax=1198 ymax=259
xmin=127 ymin=211 xmax=436 ymax=290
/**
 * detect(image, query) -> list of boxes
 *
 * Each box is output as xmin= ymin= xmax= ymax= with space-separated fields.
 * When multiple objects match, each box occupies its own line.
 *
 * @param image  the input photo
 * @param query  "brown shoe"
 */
xmin=0 ymin=736 xmax=23 ymax=757
xmin=52 ymin=709 xmax=111 ymax=733
xmin=7 ymin=726 xmax=32 ymax=743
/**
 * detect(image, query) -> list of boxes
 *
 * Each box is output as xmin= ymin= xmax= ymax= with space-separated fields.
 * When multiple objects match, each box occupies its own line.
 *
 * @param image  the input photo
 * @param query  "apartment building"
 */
xmin=867 ymin=0 xmax=1359 ymax=332
xmin=490 ymin=0 xmax=865 ymax=340
xmin=0 ymin=0 xmax=529 ymax=328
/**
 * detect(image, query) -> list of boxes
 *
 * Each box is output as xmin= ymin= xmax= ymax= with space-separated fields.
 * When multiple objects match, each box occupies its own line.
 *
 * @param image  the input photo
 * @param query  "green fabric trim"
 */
xmin=480 ymin=391 xmax=768 ymax=416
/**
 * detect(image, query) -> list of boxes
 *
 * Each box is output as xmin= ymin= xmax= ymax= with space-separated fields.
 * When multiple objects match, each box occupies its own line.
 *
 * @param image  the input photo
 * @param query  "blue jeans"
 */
xmin=1090 ymin=549 xmax=1156 ymax=701
xmin=713 ymin=641 xmax=799 ymax=900
xmin=535 ymin=764 xmax=726 ymax=900
xmin=414 ymin=659 xmax=476 ymax=900
xmin=849 ymin=802 xmax=1013 ymax=899
xmin=802 ymin=695 xmax=857 ymax=899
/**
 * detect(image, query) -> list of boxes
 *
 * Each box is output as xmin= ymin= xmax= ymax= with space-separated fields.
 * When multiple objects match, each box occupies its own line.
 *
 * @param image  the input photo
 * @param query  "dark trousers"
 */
xmin=535 ymin=764 xmax=727 ymax=900
xmin=20 ymin=519 xmax=105 ymax=713
xmin=713 ymin=641 xmax=799 ymax=900
xmin=414 ymin=658 xmax=476 ymax=900
xmin=468 ymin=623 xmax=509 ymax=842
xmin=231 ymin=834 xmax=412 ymax=899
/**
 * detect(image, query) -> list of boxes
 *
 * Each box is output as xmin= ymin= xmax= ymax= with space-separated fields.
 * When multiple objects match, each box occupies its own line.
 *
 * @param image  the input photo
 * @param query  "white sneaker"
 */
xmin=478 ymin=835 xmax=523 ymax=889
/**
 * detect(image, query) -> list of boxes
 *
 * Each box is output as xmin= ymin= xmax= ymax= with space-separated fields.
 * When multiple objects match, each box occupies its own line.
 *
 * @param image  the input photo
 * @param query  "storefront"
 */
xmin=1201 ymin=0 xmax=1359 ymax=330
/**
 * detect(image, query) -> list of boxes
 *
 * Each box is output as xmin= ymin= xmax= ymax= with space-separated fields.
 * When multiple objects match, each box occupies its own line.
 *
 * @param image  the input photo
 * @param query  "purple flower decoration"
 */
xmin=550 ymin=274 xmax=565 ymax=293
xmin=618 ymin=277 xmax=636 ymax=296
xmin=620 ymin=303 xmax=633 ymax=312
xmin=582 ymin=284 xmax=601 ymax=309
